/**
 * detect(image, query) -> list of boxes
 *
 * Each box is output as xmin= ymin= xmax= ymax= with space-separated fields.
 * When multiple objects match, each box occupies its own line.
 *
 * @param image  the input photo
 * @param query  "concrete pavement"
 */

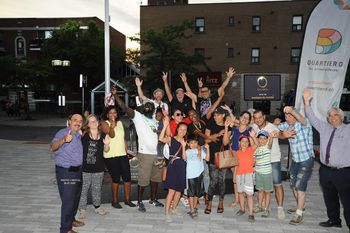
xmin=0 ymin=138 xmax=348 ymax=233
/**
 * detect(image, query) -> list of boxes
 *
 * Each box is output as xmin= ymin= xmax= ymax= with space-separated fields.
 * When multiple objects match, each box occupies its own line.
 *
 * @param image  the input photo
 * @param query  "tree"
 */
xmin=130 ymin=20 xmax=209 ymax=91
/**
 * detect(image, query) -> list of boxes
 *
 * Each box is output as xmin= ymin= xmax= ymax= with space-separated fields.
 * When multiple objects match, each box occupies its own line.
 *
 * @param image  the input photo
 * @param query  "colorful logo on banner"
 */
xmin=315 ymin=29 xmax=342 ymax=54
xmin=334 ymin=0 xmax=350 ymax=10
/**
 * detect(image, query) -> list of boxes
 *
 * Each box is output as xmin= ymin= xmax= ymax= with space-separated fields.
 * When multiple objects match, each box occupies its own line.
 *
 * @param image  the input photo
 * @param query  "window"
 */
xmin=228 ymin=16 xmax=235 ymax=26
xmin=252 ymin=16 xmax=261 ymax=32
xmin=194 ymin=48 xmax=205 ymax=57
xmin=15 ymin=36 xmax=26 ymax=58
xmin=251 ymin=48 xmax=260 ymax=64
xmin=195 ymin=18 xmax=205 ymax=33
xmin=228 ymin=48 xmax=234 ymax=58
xmin=291 ymin=48 xmax=301 ymax=63
xmin=292 ymin=15 xmax=303 ymax=31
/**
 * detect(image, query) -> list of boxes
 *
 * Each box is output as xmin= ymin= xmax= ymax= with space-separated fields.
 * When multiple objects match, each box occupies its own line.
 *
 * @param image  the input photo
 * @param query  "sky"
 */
xmin=0 ymin=0 xmax=280 ymax=48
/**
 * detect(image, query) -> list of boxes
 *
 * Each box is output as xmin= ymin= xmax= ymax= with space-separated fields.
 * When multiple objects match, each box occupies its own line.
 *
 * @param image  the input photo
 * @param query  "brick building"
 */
xmin=140 ymin=0 xmax=318 ymax=114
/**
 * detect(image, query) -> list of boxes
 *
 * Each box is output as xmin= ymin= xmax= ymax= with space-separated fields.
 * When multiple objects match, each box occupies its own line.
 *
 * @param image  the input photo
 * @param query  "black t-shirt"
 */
xmin=197 ymin=91 xmax=219 ymax=118
xmin=207 ymin=120 xmax=231 ymax=164
xmin=170 ymin=97 xmax=193 ymax=116
xmin=187 ymin=120 xmax=207 ymax=146
xmin=82 ymin=133 xmax=106 ymax=173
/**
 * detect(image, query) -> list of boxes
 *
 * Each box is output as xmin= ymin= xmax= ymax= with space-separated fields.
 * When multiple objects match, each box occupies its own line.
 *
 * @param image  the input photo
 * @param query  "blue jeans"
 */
xmin=203 ymin=161 xmax=210 ymax=193
xmin=290 ymin=157 xmax=314 ymax=192
xmin=272 ymin=161 xmax=282 ymax=186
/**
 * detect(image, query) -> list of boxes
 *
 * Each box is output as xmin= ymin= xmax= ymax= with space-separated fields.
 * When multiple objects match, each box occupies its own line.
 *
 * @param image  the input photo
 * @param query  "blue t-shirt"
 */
xmin=231 ymin=127 xmax=251 ymax=151
xmin=186 ymin=148 xmax=206 ymax=179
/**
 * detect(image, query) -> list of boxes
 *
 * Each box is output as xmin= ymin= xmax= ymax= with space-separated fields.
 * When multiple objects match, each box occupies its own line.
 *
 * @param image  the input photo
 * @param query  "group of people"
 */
xmin=50 ymin=67 xmax=350 ymax=233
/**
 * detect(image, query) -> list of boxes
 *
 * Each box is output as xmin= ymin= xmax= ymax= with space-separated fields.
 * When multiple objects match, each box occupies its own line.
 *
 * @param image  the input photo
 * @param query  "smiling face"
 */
xmin=328 ymin=108 xmax=343 ymax=128
xmin=284 ymin=113 xmax=297 ymax=125
xmin=239 ymin=112 xmax=251 ymax=126
xmin=176 ymin=123 xmax=188 ymax=138
xmin=214 ymin=112 xmax=225 ymax=124
xmin=153 ymin=90 xmax=163 ymax=101
xmin=253 ymin=111 xmax=266 ymax=128
xmin=69 ymin=114 xmax=83 ymax=132
xmin=239 ymin=137 xmax=249 ymax=150
xmin=201 ymin=87 xmax=211 ymax=99
xmin=188 ymin=140 xmax=198 ymax=149
xmin=257 ymin=135 xmax=268 ymax=147
xmin=87 ymin=115 xmax=99 ymax=130
xmin=188 ymin=109 xmax=199 ymax=123
xmin=173 ymin=110 xmax=184 ymax=123
xmin=176 ymin=90 xmax=185 ymax=101
xmin=107 ymin=108 xmax=117 ymax=121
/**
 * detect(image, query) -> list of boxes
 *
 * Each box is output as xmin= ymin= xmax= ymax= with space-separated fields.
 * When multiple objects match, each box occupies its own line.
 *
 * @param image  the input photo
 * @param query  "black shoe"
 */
xmin=319 ymin=220 xmax=342 ymax=228
xmin=138 ymin=201 xmax=146 ymax=213
xmin=124 ymin=201 xmax=136 ymax=207
xmin=112 ymin=202 xmax=122 ymax=209
xmin=149 ymin=199 xmax=164 ymax=207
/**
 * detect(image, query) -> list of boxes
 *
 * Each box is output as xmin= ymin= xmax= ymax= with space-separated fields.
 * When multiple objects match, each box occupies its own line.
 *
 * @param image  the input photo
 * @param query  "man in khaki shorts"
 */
xmin=113 ymin=87 xmax=164 ymax=213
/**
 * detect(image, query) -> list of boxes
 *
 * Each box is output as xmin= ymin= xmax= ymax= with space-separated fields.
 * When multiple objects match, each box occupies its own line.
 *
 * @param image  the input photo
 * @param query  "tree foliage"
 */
xmin=130 ymin=20 xmax=209 ymax=90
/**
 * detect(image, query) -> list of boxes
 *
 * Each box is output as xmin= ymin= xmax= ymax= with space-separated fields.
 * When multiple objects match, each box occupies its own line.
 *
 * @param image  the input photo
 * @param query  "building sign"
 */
xmin=196 ymin=72 xmax=222 ymax=88
xmin=244 ymin=75 xmax=281 ymax=101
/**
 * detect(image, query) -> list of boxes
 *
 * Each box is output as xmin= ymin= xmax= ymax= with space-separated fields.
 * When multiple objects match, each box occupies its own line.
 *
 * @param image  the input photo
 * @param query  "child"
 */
xmin=184 ymin=134 xmax=210 ymax=218
xmin=253 ymin=130 xmax=276 ymax=218
xmin=235 ymin=133 xmax=257 ymax=222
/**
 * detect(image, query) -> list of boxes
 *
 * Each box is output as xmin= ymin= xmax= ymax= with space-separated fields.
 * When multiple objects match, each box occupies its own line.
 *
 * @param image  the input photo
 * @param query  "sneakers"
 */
xmin=248 ymin=215 xmax=255 ymax=223
xmin=78 ymin=209 xmax=86 ymax=219
xmin=112 ymin=202 xmax=122 ymax=209
xmin=124 ymin=201 xmax=137 ymax=207
xmin=235 ymin=209 xmax=245 ymax=216
xmin=253 ymin=206 xmax=263 ymax=213
xmin=261 ymin=209 xmax=270 ymax=218
xmin=149 ymin=199 xmax=164 ymax=207
xmin=287 ymin=207 xmax=305 ymax=214
xmin=277 ymin=207 xmax=285 ymax=220
xmin=165 ymin=214 xmax=173 ymax=223
xmin=289 ymin=214 xmax=304 ymax=225
xmin=180 ymin=196 xmax=189 ymax=207
xmin=137 ymin=201 xmax=146 ymax=213
xmin=94 ymin=207 xmax=108 ymax=216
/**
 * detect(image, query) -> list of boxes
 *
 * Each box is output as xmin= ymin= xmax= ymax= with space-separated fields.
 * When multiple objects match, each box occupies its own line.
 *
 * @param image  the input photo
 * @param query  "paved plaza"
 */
xmin=0 ymin=135 xmax=348 ymax=233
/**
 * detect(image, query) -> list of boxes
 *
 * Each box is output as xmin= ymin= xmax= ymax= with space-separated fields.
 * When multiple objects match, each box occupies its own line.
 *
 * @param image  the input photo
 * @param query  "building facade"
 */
xmin=140 ymin=0 xmax=318 ymax=114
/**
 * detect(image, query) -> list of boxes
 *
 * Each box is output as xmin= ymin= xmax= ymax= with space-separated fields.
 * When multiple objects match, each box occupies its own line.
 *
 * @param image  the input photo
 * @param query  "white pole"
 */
xmin=104 ymin=0 xmax=110 ymax=96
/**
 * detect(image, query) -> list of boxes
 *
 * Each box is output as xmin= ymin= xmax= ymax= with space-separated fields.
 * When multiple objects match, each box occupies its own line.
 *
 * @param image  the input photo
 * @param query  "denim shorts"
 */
xmin=272 ymin=161 xmax=282 ymax=186
xmin=290 ymin=157 xmax=314 ymax=192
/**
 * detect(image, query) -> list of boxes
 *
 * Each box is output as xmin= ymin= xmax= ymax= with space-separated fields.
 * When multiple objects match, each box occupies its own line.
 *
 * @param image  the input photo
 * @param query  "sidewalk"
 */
xmin=0 ymin=139 xmax=347 ymax=233
xmin=0 ymin=111 xmax=66 ymax=127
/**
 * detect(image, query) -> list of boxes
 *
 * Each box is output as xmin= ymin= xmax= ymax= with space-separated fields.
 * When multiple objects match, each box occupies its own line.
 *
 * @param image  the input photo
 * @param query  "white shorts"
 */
xmin=237 ymin=173 xmax=254 ymax=195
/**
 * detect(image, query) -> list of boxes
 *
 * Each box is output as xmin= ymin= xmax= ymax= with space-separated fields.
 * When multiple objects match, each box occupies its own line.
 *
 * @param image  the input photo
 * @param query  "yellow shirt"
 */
xmin=103 ymin=120 xmax=127 ymax=158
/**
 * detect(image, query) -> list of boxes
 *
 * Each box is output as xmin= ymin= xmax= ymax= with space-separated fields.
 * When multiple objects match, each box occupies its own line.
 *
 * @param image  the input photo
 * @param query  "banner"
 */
xmin=295 ymin=0 xmax=350 ymax=122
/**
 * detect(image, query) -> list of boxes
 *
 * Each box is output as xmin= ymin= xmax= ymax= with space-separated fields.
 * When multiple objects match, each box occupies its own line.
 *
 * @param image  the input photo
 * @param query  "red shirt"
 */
xmin=236 ymin=147 xmax=255 ymax=175
xmin=169 ymin=117 xmax=192 ymax=136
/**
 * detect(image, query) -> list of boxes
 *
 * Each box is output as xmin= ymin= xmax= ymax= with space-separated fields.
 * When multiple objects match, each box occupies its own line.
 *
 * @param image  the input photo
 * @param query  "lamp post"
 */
xmin=79 ymin=74 xmax=87 ymax=114
xmin=52 ymin=59 xmax=70 ymax=117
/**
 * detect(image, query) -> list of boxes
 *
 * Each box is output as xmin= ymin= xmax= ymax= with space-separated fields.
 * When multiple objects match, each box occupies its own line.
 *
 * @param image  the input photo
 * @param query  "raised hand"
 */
xmin=249 ymin=129 xmax=256 ymax=138
xmin=163 ymin=115 xmax=170 ymax=126
xmin=180 ymin=73 xmax=187 ymax=83
xmin=221 ymin=105 xmax=232 ymax=114
xmin=135 ymin=77 xmax=143 ymax=87
xmin=111 ymin=86 xmax=117 ymax=95
xmin=283 ymin=106 xmax=294 ymax=114
xmin=64 ymin=130 xmax=73 ymax=143
xmin=197 ymin=77 xmax=203 ymax=88
xmin=162 ymin=72 xmax=168 ymax=82
xmin=302 ymin=88 xmax=313 ymax=105
xmin=103 ymin=134 xmax=110 ymax=145
xmin=185 ymin=91 xmax=195 ymax=100
xmin=273 ymin=117 xmax=282 ymax=126
xmin=226 ymin=67 xmax=236 ymax=79
xmin=225 ymin=117 xmax=233 ymax=127
xmin=269 ymin=130 xmax=278 ymax=138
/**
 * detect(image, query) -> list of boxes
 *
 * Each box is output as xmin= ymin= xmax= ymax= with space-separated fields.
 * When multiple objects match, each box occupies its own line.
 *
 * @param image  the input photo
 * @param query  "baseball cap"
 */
xmin=257 ymin=130 xmax=269 ymax=138
xmin=153 ymin=88 xmax=164 ymax=96
xmin=175 ymin=88 xmax=185 ymax=94
xmin=214 ymin=106 xmax=227 ymax=115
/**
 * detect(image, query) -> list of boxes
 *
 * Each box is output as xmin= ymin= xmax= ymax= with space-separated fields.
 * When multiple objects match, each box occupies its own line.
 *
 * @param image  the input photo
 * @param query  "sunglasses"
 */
xmin=175 ymin=113 xmax=184 ymax=117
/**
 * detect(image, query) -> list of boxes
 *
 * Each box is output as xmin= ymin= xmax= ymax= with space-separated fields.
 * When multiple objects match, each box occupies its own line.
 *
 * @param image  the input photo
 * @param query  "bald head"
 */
xmin=69 ymin=114 xmax=83 ymax=132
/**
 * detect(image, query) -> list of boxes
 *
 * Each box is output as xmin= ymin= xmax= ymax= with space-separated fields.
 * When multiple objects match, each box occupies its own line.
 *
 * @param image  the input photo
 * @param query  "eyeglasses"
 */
xmin=175 ymin=113 xmax=183 ymax=117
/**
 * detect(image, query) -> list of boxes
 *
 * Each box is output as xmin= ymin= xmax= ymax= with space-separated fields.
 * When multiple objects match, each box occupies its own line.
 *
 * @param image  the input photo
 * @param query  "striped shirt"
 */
xmin=278 ymin=120 xmax=314 ymax=162
xmin=254 ymin=145 xmax=272 ymax=174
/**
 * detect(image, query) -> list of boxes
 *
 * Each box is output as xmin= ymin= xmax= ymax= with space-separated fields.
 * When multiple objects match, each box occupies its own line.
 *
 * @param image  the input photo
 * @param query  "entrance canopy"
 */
xmin=90 ymin=79 xmax=128 ymax=114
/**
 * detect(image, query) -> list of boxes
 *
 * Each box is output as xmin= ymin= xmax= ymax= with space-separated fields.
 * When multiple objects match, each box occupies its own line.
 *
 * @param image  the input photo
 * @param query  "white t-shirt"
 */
xmin=132 ymin=111 xmax=158 ymax=155
xmin=252 ymin=122 xmax=281 ymax=163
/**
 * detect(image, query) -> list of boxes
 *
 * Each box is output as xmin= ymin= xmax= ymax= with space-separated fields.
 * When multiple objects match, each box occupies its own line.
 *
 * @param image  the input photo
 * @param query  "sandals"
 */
xmin=217 ymin=207 xmax=224 ymax=213
xmin=204 ymin=208 xmax=211 ymax=214
xmin=72 ymin=220 xmax=85 ymax=227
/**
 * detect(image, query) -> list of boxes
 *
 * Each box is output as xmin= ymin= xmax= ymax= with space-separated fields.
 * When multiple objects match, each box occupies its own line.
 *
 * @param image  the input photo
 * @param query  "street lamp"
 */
xmin=52 ymin=59 xmax=70 ymax=116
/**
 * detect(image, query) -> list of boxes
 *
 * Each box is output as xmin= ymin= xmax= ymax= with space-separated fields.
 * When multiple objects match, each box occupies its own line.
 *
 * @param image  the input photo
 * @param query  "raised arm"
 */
xmin=159 ymin=117 xmax=171 ymax=144
xmin=180 ymin=73 xmax=197 ymax=102
xmin=162 ymin=72 xmax=173 ymax=102
xmin=223 ymin=117 xmax=232 ymax=146
xmin=303 ymin=88 xmax=326 ymax=132
xmin=284 ymin=106 xmax=307 ymax=126
xmin=197 ymin=77 xmax=203 ymax=98
xmin=135 ymin=77 xmax=147 ymax=102
xmin=112 ymin=88 xmax=134 ymax=118
xmin=217 ymin=67 xmax=235 ymax=96
xmin=249 ymin=129 xmax=258 ymax=149
xmin=206 ymin=88 xmax=225 ymax=120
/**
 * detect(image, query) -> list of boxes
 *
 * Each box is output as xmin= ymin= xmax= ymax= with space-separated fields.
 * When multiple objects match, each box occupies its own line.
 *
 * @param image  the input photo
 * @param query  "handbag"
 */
xmin=214 ymin=144 xmax=238 ymax=169
xmin=161 ymin=144 xmax=182 ymax=181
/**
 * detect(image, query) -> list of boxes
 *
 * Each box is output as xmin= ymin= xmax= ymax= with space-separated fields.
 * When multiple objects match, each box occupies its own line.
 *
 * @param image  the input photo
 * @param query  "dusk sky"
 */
xmin=0 ymin=0 xmax=280 ymax=48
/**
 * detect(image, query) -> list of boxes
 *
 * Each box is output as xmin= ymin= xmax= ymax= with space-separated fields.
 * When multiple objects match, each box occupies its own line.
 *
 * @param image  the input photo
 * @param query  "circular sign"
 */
xmin=257 ymin=76 xmax=268 ymax=88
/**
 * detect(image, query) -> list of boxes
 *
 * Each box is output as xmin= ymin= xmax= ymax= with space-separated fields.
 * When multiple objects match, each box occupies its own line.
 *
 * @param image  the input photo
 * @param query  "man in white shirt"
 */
xmin=252 ymin=110 xmax=285 ymax=220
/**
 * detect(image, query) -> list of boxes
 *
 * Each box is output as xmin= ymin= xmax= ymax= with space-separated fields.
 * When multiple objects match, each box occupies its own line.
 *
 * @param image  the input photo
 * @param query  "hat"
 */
xmin=153 ymin=88 xmax=164 ymax=96
xmin=257 ymin=130 xmax=269 ymax=138
xmin=175 ymin=88 xmax=185 ymax=94
xmin=239 ymin=134 xmax=250 ymax=141
xmin=214 ymin=106 xmax=227 ymax=115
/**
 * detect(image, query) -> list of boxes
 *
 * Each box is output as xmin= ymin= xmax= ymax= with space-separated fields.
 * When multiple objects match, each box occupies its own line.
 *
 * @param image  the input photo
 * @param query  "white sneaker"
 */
xmin=78 ymin=209 xmax=86 ymax=219
xmin=277 ymin=207 xmax=285 ymax=220
xmin=180 ymin=197 xmax=189 ymax=207
xmin=95 ymin=207 xmax=108 ymax=216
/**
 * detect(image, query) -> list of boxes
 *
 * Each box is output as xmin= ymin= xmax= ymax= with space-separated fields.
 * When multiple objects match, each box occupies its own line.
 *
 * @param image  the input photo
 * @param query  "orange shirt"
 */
xmin=236 ymin=147 xmax=255 ymax=175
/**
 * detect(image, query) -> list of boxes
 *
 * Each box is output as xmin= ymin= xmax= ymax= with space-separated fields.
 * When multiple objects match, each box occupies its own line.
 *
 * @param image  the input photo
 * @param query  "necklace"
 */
xmin=193 ymin=121 xmax=202 ymax=131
